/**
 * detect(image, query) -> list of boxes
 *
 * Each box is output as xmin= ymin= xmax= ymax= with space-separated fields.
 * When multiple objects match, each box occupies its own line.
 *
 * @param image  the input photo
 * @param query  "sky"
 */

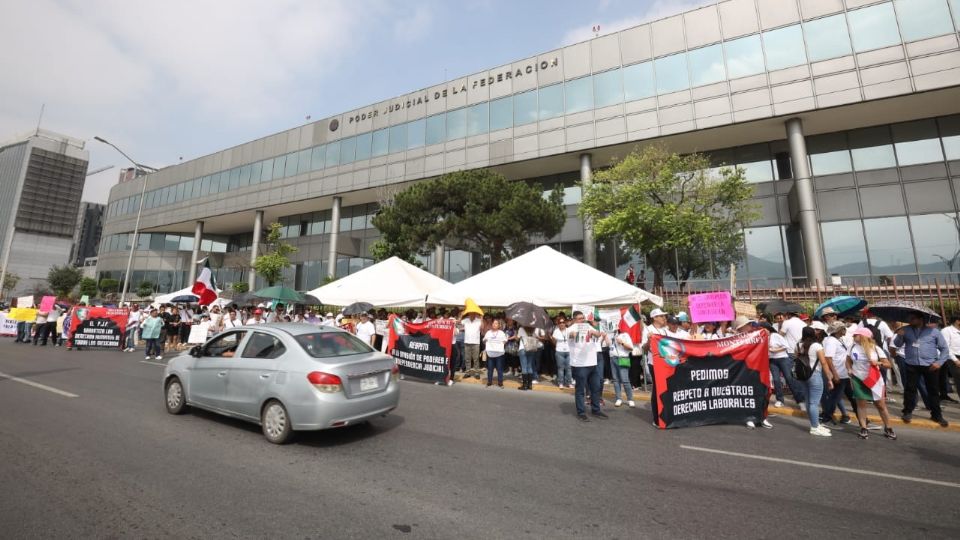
xmin=0 ymin=0 xmax=711 ymax=204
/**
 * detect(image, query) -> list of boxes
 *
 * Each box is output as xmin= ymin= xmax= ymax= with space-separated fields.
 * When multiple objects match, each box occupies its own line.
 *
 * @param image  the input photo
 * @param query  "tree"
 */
xmin=579 ymin=145 xmax=759 ymax=289
xmin=372 ymin=169 xmax=565 ymax=268
xmin=99 ymin=278 xmax=120 ymax=295
xmin=1 ymin=272 xmax=19 ymax=298
xmin=47 ymin=265 xmax=83 ymax=298
xmin=79 ymin=277 xmax=98 ymax=298
xmin=231 ymin=281 xmax=249 ymax=293
xmin=136 ymin=281 xmax=155 ymax=298
xmin=252 ymin=222 xmax=298 ymax=286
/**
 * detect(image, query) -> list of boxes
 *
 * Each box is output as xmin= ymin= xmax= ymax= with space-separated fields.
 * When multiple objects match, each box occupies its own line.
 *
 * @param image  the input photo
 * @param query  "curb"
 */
xmin=450 ymin=374 xmax=960 ymax=433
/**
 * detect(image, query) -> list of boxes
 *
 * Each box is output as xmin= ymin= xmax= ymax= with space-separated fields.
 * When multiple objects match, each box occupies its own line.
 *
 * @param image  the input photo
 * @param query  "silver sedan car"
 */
xmin=162 ymin=323 xmax=399 ymax=444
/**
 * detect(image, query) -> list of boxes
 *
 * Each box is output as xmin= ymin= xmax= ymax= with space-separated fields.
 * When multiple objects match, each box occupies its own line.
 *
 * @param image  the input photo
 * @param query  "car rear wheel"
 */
xmin=165 ymin=378 xmax=187 ymax=415
xmin=262 ymin=400 xmax=293 ymax=444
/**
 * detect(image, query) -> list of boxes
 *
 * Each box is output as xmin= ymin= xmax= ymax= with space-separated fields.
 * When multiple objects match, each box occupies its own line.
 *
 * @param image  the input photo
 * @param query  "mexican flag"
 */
xmin=860 ymin=364 xmax=885 ymax=401
xmin=619 ymin=304 xmax=643 ymax=344
xmin=191 ymin=259 xmax=218 ymax=306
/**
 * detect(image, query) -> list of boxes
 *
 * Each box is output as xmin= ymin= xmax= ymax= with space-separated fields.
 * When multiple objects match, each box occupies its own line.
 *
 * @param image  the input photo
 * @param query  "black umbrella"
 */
xmin=342 ymin=301 xmax=374 ymax=315
xmin=505 ymin=302 xmax=553 ymax=330
xmin=300 ymin=293 xmax=323 ymax=306
xmin=756 ymin=299 xmax=805 ymax=315
xmin=230 ymin=292 xmax=258 ymax=305
xmin=868 ymin=300 xmax=941 ymax=322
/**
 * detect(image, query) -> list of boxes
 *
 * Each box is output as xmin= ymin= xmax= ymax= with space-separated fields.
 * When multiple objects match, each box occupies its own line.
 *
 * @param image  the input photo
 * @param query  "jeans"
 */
xmin=610 ymin=357 xmax=633 ymax=401
xmin=464 ymin=344 xmax=480 ymax=372
xmin=145 ymin=338 xmax=162 ymax=357
xmin=902 ymin=363 xmax=944 ymax=421
xmin=820 ymin=377 xmax=857 ymax=421
xmin=454 ymin=341 xmax=465 ymax=371
xmin=572 ymin=365 xmax=602 ymax=415
xmin=770 ymin=356 xmax=807 ymax=403
xmin=555 ymin=351 xmax=572 ymax=386
xmin=486 ymin=354 xmax=505 ymax=385
xmin=938 ymin=360 xmax=960 ymax=399
xmin=896 ymin=355 xmax=933 ymax=409
xmin=16 ymin=322 xmax=32 ymax=343
xmin=34 ymin=322 xmax=54 ymax=345
xmin=518 ymin=349 xmax=533 ymax=375
xmin=804 ymin=371 xmax=824 ymax=428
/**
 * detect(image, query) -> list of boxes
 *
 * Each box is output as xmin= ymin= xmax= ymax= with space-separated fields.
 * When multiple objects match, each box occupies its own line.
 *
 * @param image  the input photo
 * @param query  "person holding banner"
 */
xmin=849 ymin=328 xmax=897 ymax=440
xmin=483 ymin=320 xmax=508 ymax=388
xmin=568 ymin=311 xmax=607 ymax=421
xmin=644 ymin=309 xmax=669 ymax=423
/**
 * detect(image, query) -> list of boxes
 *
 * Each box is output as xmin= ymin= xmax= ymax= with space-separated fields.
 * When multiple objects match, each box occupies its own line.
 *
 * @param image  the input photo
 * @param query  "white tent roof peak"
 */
xmin=307 ymin=256 xmax=452 ymax=308
xmin=426 ymin=245 xmax=662 ymax=308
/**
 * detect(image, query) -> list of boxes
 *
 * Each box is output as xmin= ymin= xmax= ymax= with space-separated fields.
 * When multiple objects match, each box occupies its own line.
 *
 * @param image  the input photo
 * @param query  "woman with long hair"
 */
xmin=848 ymin=328 xmax=897 ymax=440
xmin=798 ymin=326 xmax=835 ymax=437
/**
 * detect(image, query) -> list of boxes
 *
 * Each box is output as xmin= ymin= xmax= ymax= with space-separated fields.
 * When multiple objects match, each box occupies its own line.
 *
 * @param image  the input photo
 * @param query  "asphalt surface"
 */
xmin=1 ymin=340 xmax=958 ymax=539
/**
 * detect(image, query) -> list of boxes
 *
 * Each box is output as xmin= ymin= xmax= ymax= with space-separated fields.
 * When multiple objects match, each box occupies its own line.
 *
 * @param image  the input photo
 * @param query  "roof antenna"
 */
xmin=35 ymin=103 xmax=45 ymax=136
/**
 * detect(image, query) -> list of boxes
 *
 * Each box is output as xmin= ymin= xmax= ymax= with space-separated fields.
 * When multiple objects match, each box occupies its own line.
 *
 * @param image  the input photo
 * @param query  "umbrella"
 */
xmin=867 ymin=300 xmax=941 ymax=322
xmin=505 ymin=301 xmax=553 ymax=330
xmin=253 ymin=286 xmax=306 ymax=303
xmin=342 ymin=301 xmax=374 ymax=315
xmin=815 ymin=296 xmax=867 ymax=318
xmin=300 ymin=293 xmax=323 ymax=306
xmin=230 ymin=292 xmax=258 ymax=305
xmin=170 ymin=294 xmax=199 ymax=303
xmin=756 ymin=299 xmax=805 ymax=315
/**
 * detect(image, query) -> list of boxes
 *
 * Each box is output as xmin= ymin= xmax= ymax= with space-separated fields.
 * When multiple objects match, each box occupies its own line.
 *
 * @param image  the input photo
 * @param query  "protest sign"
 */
xmin=386 ymin=315 xmax=454 ymax=383
xmin=651 ymin=330 xmax=770 ymax=429
xmin=17 ymin=295 xmax=34 ymax=308
xmin=39 ymin=296 xmax=56 ymax=312
xmin=187 ymin=322 xmax=210 ymax=344
xmin=9 ymin=307 xmax=38 ymax=322
xmin=0 ymin=314 xmax=17 ymax=335
xmin=69 ymin=307 xmax=129 ymax=349
xmin=687 ymin=292 xmax=734 ymax=323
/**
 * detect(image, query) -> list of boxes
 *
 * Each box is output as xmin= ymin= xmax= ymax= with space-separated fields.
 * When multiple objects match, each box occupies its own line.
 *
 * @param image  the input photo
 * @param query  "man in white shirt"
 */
xmin=567 ymin=310 xmax=607 ymax=421
xmin=355 ymin=312 xmax=376 ymax=347
xmin=462 ymin=312 xmax=482 ymax=379
xmin=780 ymin=311 xmax=806 ymax=358
xmin=222 ymin=309 xmax=242 ymax=329
xmin=245 ymin=309 xmax=265 ymax=325
xmin=124 ymin=304 xmax=141 ymax=352
xmin=940 ymin=315 xmax=960 ymax=403
xmin=321 ymin=313 xmax=337 ymax=327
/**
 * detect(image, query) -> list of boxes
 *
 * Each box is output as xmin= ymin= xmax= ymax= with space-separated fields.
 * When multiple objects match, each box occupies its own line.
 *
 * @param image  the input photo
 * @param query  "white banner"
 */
xmin=0 ymin=314 xmax=18 ymax=336
xmin=17 ymin=295 xmax=34 ymax=308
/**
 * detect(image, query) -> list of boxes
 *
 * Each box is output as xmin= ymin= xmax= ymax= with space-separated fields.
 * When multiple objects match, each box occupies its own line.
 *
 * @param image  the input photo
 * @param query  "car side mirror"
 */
xmin=190 ymin=346 xmax=202 ymax=357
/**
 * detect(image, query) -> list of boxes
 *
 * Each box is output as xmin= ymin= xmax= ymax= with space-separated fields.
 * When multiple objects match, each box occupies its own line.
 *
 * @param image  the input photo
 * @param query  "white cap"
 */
xmin=650 ymin=308 xmax=667 ymax=319
xmin=325 ymin=312 xmax=333 ymax=317
xmin=810 ymin=321 xmax=828 ymax=331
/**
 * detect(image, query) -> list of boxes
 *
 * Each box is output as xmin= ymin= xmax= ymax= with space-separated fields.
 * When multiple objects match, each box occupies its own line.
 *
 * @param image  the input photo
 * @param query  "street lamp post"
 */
xmin=93 ymin=136 xmax=156 ymax=305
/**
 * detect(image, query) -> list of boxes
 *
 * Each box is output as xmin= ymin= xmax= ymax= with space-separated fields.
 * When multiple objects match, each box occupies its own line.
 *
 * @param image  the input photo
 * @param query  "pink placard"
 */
xmin=39 ymin=295 xmax=56 ymax=312
xmin=688 ymin=292 xmax=735 ymax=323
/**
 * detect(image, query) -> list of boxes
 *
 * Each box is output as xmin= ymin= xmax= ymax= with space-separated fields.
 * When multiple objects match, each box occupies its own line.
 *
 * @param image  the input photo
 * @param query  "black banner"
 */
xmin=386 ymin=315 xmax=453 ymax=383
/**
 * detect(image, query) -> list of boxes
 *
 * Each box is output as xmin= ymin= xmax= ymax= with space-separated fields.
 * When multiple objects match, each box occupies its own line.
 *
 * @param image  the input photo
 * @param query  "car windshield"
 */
xmin=295 ymin=332 xmax=374 ymax=358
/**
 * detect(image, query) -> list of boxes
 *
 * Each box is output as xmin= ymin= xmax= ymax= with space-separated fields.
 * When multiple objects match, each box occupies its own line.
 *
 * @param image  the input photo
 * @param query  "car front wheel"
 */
xmin=165 ymin=378 xmax=187 ymax=415
xmin=261 ymin=400 xmax=293 ymax=444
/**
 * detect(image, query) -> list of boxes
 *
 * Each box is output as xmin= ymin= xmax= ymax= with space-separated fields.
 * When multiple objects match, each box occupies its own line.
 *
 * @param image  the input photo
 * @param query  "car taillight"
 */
xmin=307 ymin=371 xmax=342 ymax=393
xmin=390 ymin=363 xmax=400 ymax=381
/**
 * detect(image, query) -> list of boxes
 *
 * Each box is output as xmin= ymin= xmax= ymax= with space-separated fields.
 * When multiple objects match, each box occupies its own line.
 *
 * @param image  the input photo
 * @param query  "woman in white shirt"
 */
xmin=610 ymin=330 xmax=635 ymax=407
xmin=848 ymin=328 xmax=896 ymax=440
xmin=797 ymin=326 xmax=835 ymax=437
xmin=551 ymin=318 xmax=572 ymax=388
xmin=483 ymin=320 xmax=508 ymax=388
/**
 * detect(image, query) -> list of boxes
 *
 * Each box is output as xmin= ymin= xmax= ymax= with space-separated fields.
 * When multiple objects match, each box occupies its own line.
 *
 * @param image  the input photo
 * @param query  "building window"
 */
xmin=489 ymin=96 xmax=513 ymax=131
xmin=654 ymin=53 xmax=689 ymax=94
xmin=407 ymin=118 xmax=426 ymax=149
xmin=354 ymin=132 xmax=372 ymax=161
xmin=284 ymin=152 xmax=298 ymax=177
xmin=911 ymin=213 xmax=960 ymax=273
xmin=538 ymin=83 xmax=564 ymax=120
xmin=687 ymin=44 xmax=726 ymax=87
xmin=466 ymin=102 xmax=489 ymax=136
xmin=952 ymin=0 xmax=960 ymax=28
xmin=564 ymin=76 xmax=593 ymax=114
xmin=622 ymin=61 xmax=655 ymax=101
xmin=763 ymin=25 xmax=808 ymax=70
xmin=513 ymin=89 xmax=537 ymax=126
xmin=260 ymin=159 xmax=273 ymax=182
xmin=446 ymin=107 xmax=467 ymax=140
xmin=864 ymin=216 xmax=915 ymax=276
xmin=808 ymin=133 xmax=852 ymax=176
xmin=592 ymin=69 xmax=623 ymax=108
xmin=272 ymin=156 xmax=286 ymax=180
xmin=803 ymin=14 xmax=852 ymax=62
xmin=724 ymin=34 xmax=764 ymax=79
xmin=893 ymin=119 xmax=944 ymax=166
xmin=849 ymin=126 xmax=897 ymax=171
xmin=847 ymin=2 xmax=902 ymax=52
xmin=895 ymin=0 xmax=955 ymax=42
xmin=735 ymin=144 xmax=775 ymax=183
xmin=425 ymin=114 xmax=445 ymax=145
xmin=372 ymin=128 xmax=389 ymax=156
xmin=744 ymin=226 xmax=788 ymax=280
xmin=388 ymin=123 xmax=407 ymax=154
xmin=310 ymin=146 xmax=325 ymax=170
xmin=297 ymin=148 xmax=312 ymax=173
xmin=325 ymin=141 xmax=341 ymax=167
xmin=939 ymin=115 xmax=960 ymax=161
xmin=821 ymin=220 xmax=869 ymax=276
xmin=339 ymin=137 xmax=356 ymax=164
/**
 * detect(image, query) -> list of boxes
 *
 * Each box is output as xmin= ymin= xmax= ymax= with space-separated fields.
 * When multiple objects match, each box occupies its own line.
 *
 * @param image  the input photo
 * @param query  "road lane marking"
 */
xmin=0 ymin=370 xmax=78 ymax=398
xmin=140 ymin=360 xmax=166 ymax=367
xmin=680 ymin=445 xmax=960 ymax=489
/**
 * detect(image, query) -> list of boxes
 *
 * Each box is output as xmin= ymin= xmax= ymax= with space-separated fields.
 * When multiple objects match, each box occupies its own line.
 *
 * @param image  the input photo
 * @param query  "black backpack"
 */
xmin=793 ymin=345 xmax=819 ymax=381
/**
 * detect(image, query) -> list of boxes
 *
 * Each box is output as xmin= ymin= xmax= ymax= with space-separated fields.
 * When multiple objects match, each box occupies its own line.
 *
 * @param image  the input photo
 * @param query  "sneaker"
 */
xmin=154 ymin=356 xmax=162 ymax=360
xmin=858 ymin=428 xmax=869 ymax=440
xmin=935 ymin=417 xmax=949 ymax=428
xmin=810 ymin=426 xmax=832 ymax=437
xmin=799 ymin=403 xmax=807 ymax=412
xmin=531 ymin=380 xmax=538 ymax=385
xmin=901 ymin=414 xmax=912 ymax=424
xmin=592 ymin=411 xmax=609 ymax=419
xmin=144 ymin=356 xmax=150 ymax=360
xmin=627 ymin=400 xmax=636 ymax=408
xmin=761 ymin=419 xmax=773 ymax=429
xmin=773 ymin=401 xmax=784 ymax=408
xmin=577 ymin=414 xmax=590 ymax=422
xmin=840 ymin=415 xmax=852 ymax=424
xmin=447 ymin=380 xmax=454 ymax=386
xmin=746 ymin=421 xmax=756 ymax=429
xmin=884 ymin=428 xmax=897 ymax=440
xmin=614 ymin=399 xmax=623 ymax=407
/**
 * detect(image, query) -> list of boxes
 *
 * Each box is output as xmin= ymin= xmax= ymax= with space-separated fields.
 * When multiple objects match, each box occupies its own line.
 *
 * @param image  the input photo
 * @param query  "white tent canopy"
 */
xmin=426 ymin=246 xmax=663 ymax=308
xmin=307 ymin=256 xmax=453 ymax=308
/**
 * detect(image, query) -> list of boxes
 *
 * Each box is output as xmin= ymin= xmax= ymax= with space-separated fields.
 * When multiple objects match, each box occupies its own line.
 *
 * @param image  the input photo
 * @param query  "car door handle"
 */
xmin=218 ymin=371 xmax=227 ymax=377
xmin=259 ymin=373 xmax=271 ymax=379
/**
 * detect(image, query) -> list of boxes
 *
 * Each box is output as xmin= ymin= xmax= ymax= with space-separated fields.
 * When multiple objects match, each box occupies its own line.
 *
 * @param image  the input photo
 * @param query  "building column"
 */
xmin=188 ymin=220 xmax=204 ymax=283
xmin=248 ymin=210 xmax=263 ymax=290
xmin=327 ymin=196 xmax=342 ymax=280
xmin=785 ymin=118 xmax=827 ymax=286
xmin=580 ymin=153 xmax=597 ymax=268
xmin=434 ymin=244 xmax=445 ymax=278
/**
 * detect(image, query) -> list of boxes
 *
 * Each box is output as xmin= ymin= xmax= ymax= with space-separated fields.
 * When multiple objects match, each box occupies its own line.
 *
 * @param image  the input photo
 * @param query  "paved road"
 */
xmin=1 ymin=341 xmax=958 ymax=539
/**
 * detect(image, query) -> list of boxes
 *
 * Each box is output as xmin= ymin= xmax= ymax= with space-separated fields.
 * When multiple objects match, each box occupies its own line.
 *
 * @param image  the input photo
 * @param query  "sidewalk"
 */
xmin=450 ymin=372 xmax=960 ymax=433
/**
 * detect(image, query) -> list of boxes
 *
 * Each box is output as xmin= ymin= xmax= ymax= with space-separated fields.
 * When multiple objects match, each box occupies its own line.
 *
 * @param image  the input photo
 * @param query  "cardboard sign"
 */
xmin=17 ymin=295 xmax=34 ymax=308
xmin=0 ymin=314 xmax=18 ymax=335
xmin=687 ymin=292 xmax=735 ymax=323
xmin=39 ymin=296 xmax=56 ymax=312
xmin=187 ymin=322 xmax=210 ymax=344
xmin=8 ymin=307 xmax=38 ymax=322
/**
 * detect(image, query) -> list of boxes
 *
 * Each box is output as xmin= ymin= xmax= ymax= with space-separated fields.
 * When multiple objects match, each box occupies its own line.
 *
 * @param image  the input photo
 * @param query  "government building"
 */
xmin=98 ymin=0 xmax=960 ymax=296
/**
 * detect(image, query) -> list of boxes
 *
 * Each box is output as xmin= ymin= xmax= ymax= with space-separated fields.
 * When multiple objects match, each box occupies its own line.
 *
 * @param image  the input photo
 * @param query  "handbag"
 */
xmin=617 ymin=356 xmax=631 ymax=368
xmin=505 ymin=340 xmax=519 ymax=355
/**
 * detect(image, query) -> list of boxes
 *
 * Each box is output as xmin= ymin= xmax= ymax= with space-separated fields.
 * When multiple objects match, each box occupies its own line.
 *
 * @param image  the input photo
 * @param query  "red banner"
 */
xmin=386 ymin=315 xmax=454 ymax=383
xmin=69 ymin=306 xmax=129 ymax=349
xmin=651 ymin=330 xmax=770 ymax=429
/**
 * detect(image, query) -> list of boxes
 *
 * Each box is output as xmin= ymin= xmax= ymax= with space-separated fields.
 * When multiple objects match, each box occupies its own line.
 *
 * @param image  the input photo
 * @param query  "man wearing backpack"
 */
xmin=893 ymin=313 xmax=950 ymax=427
